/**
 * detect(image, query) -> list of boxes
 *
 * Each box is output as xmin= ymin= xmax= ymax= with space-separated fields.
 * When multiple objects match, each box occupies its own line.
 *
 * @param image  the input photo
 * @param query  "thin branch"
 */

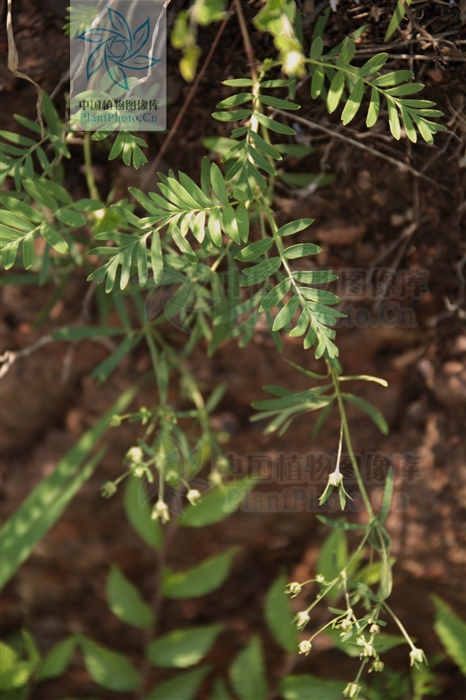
xmin=272 ymin=108 xmax=450 ymax=191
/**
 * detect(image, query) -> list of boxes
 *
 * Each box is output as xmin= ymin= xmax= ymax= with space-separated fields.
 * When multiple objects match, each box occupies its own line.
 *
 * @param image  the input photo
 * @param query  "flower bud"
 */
xmin=295 ymin=611 xmax=310 ymax=630
xmin=286 ymin=582 xmax=302 ymax=597
xmin=109 ymin=415 xmax=121 ymax=427
xmin=298 ymin=640 xmax=312 ymax=655
xmin=315 ymin=574 xmax=325 ymax=584
xmin=126 ymin=446 xmax=143 ymax=463
xmin=343 ymin=682 xmax=361 ymax=698
xmin=409 ymin=647 xmax=427 ymax=669
xmin=329 ymin=470 xmax=343 ymax=487
xmin=152 ymin=499 xmax=170 ymax=523
xmin=369 ymin=623 xmax=380 ymax=635
xmin=356 ymin=635 xmax=365 ymax=646
xmin=101 ymin=481 xmax=117 ymax=498
xmin=187 ymin=489 xmax=202 ymax=506
xmin=370 ymin=660 xmax=384 ymax=673
xmin=341 ymin=619 xmax=353 ymax=632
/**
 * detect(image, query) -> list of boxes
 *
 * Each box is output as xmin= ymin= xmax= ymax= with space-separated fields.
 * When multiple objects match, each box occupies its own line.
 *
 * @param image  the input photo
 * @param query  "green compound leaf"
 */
xmin=79 ymin=636 xmax=141 ymax=691
xmin=432 ymin=595 xmax=466 ymax=675
xmin=147 ymin=624 xmax=223 ymax=668
xmin=264 ymin=572 xmax=298 ymax=654
xmin=107 ymin=565 xmax=154 ymax=629
xmin=181 ymin=478 xmax=259 ymax=527
xmin=146 ymin=665 xmax=211 ymax=700
xmin=229 ymin=637 xmax=267 ymax=700
xmin=163 ymin=547 xmax=239 ymax=598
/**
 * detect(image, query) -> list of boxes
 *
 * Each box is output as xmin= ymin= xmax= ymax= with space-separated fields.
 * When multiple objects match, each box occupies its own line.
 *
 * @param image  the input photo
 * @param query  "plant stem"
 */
xmin=83 ymin=132 xmax=100 ymax=200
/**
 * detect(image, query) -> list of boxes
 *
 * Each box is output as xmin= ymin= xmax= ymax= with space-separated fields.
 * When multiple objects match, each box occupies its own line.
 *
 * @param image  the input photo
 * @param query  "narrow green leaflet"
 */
xmin=327 ymin=71 xmax=345 ymax=114
xmin=40 ymin=222 xmax=69 ymax=254
xmin=146 ymin=665 xmax=211 ymax=700
xmin=79 ymin=636 xmax=141 ymax=691
xmin=107 ymin=564 xmax=154 ymax=629
xmin=341 ymin=392 xmax=389 ymax=435
xmin=342 ymin=79 xmax=364 ymax=125
xmin=431 ymin=595 xmax=466 ymax=675
xmin=241 ymin=257 xmax=281 ymax=286
xmin=277 ymin=218 xmax=313 ymax=237
xmin=260 ymin=278 xmax=292 ymax=312
xmin=124 ymin=475 xmax=163 ymax=549
xmin=366 ymin=87 xmax=380 ymax=128
xmin=272 ymin=295 xmax=300 ymax=331
xmin=283 ymin=243 xmax=321 ymax=258
xmin=385 ymin=0 xmax=413 ymax=41
xmin=163 ymin=547 xmax=239 ymax=598
xmin=147 ymin=624 xmax=223 ymax=668
xmin=264 ymin=572 xmax=298 ymax=654
xmin=210 ymin=162 xmax=229 ymax=204
xmin=316 ymin=515 xmax=365 ymax=531
xmin=181 ymin=478 xmax=259 ymax=527
xmin=229 ymin=637 xmax=267 ymax=700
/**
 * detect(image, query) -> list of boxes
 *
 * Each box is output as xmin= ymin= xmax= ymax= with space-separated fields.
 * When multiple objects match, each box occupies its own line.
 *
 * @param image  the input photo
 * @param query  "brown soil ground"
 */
xmin=1 ymin=1 xmax=465 ymax=699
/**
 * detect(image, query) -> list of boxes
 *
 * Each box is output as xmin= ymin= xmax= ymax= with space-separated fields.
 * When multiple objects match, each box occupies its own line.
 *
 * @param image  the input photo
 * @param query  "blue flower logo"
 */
xmin=77 ymin=7 xmax=160 ymax=90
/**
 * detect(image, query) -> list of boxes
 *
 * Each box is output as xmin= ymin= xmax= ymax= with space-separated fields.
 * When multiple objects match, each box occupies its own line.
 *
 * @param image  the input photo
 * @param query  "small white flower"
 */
xmin=356 ymin=635 xmax=366 ymax=646
xmin=362 ymin=641 xmax=376 ymax=658
xmin=343 ymin=682 xmax=361 ymax=698
xmin=127 ymin=446 xmax=143 ymax=463
xmin=286 ymin=582 xmax=302 ymax=597
xmin=295 ymin=611 xmax=310 ymax=630
xmin=298 ymin=640 xmax=312 ymax=655
xmin=328 ymin=470 xmax=343 ymax=487
xmin=315 ymin=574 xmax=325 ymax=584
xmin=340 ymin=619 xmax=353 ymax=633
xmin=133 ymin=466 xmax=145 ymax=478
xmin=409 ymin=647 xmax=427 ymax=669
xmin=370 ymin=660 xmax=384 ymax=673
xmin=370 ymin=623 xmax=380 ymax=635
xmin=187 ymin=489 xmax=202 ymax=506
xmin=152 ymin=499 xmax=170 ymax=523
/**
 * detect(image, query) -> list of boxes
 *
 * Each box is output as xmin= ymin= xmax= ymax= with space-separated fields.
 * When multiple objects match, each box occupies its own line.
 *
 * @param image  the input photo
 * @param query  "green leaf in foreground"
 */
xmin=147 ymin=624 xmax=223 ymax=668
xmin=107 ymin=565 xmax=154 ymax=628
xmin=124 ymin=475 xmax=162 ymax=549
xmin=79 ymin=636 xmax=141 ymax=691
xmin=265 ymin=572 xmax=299 ymax=654
xmin=432 ymin=594 xmax=466 ymax=675
xmin=280 ymin=674 xmax=346 ymax=700
xmin=229 ymin=636 xmax=267 ymax=700
xmin=0 ymin=384 xmax=136 ymax=589
xmin=146 ymin=665 xmax=211 ymax=700
xmin=37 ymin=636 xmax=77 ymax=681
xmin=163 ymin=547 xmax=238 ymax=598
